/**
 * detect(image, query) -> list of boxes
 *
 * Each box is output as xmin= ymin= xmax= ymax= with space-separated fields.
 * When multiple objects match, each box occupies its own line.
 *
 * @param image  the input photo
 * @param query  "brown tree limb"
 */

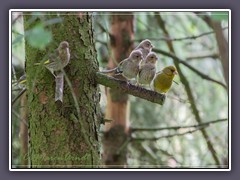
xmin=155 ymin=13 xmax=221 ymax=165
xmin=130 ymin=118 xmax=227 ymax=132
xmin=96 ymin=72 xmax=166 ymax=105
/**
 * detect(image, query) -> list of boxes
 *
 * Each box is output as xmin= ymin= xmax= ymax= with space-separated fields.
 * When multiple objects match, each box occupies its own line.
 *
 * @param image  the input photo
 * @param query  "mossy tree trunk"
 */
xmin=24 ymin=12 xmax=101 ymax=168
xmin=103 ymin=13 xmax=134 ymax=167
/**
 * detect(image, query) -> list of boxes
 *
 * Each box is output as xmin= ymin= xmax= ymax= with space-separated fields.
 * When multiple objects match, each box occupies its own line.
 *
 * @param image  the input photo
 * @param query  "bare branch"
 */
xmin=134 ymin=27 xmax=228 ymax=42
xmin=186 ymin=53 xmax=219 ymax=61
xmin=154 ymin=48 xmax=227 ymax=90
xmin=12 ymin=88 xmax=27 ymax=106
xmin=130 ymin=118 xmax=227 ymax=132
xmin=131 ymin=126 xmax=205 ymax=142
xmin=155 ymin=13 xmax=221 ymax=165
xmin=96 ymin=72 xmax=166 ymax=105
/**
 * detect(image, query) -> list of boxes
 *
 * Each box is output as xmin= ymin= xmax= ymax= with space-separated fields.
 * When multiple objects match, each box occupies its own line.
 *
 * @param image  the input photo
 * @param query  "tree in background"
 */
xmin=103 ymin=13 xmax=134 ymax=167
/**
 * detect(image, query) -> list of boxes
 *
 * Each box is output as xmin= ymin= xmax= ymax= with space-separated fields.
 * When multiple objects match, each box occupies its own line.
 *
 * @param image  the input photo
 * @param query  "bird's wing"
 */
xmin=155 ymin=70 xmax=163 ymax=75
xmin=49 ymin=49 xmax=60 ymax=62
xmin=34 ymin=49 xmax=59 ymax=65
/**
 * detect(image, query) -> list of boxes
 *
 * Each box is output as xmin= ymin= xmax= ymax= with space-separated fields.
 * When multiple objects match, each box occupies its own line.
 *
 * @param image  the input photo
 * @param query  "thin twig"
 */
xmin=153 ymin=48 xmax=227 ymax=90
xmin=12 ymin=64 xmax=18 ymax=83
xmin=155 ymin=12 xmax=221 ymax=165
xmin=115 ymin=137 xmax=131 ymax=155
xmin=186 ymin=53 xmax=219 ymax=61
xmin=12 ymin=109 xmax=29 ymax=127
xmin=131 ymin=126 xmax=206 ymax=142
xmin=12 ymin=88 xmax=27 ymax=106
xmin=130 ymin=118 xmax=227 ymax=132
xmin=62 ymin=69 xmax=100 ymax=160
xmin=12 ymin=13 xmax=22 ymax=25
xmin=134 ymin=27 xmax=228 ymax=42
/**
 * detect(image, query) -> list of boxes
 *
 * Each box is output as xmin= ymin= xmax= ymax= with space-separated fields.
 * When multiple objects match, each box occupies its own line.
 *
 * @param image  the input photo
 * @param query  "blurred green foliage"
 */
xmin=12 ymin=11 xmax=229 ymax=168
xmin=210 ymin=12 xmax=229 ymax=21
xmin=26 ymin=23 xmax=52 ymax=50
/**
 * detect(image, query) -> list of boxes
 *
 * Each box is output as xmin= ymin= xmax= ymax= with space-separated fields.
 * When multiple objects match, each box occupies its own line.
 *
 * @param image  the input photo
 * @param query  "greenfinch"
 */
xmin=134 ymin=39 xmax=154 ymax=59
xmin=101 ymin=49 xmax=143 ymax=80
xmin=137 ymin=52 xmax=158 ymax=87
xmin=35 ymin=41 xmax=70 ymax=77
xmin=151 ymin=66 xmax=178 ymax=93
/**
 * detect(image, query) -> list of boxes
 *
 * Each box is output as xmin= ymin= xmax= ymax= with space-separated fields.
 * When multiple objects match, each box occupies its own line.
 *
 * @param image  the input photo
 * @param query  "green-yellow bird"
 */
xmin=151 ymin=66 xmax=178 ymax=93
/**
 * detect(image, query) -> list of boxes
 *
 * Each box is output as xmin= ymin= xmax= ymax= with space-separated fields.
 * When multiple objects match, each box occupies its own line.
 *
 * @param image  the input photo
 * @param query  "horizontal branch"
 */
xmin=96 ymin=72 xmax=165 ymax=105
xmin=154 ymin=48 xmax=227 ymax=90
xmin=186 ymin=53 xmax=219 ymax=61
xmin=134 ymin=27 xmax=228 ymax=42
xmin=130 ymin=118 xmax=227 ymax=132
xmin=131 ymin=126 xmax=206 ymax=142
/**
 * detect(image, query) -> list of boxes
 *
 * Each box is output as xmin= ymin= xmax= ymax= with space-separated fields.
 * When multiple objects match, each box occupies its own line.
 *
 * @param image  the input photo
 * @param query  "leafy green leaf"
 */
xmin=26 ymin=24 xmax=52 ymax=50
xmin=210 ymin=12 xmax=229 ymax=21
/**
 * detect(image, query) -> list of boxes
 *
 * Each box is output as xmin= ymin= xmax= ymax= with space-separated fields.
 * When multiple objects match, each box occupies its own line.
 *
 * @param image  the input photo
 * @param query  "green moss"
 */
xmin=24 ymin=12 xmax=101 ymax=168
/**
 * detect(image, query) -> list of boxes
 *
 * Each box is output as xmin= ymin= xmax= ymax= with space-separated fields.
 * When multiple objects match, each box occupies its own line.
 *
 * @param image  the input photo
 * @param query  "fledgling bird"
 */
xmin=101 ymin=50 xmax=143 ymax=80
xmin=137 ymin=52 xmax=158 ymax=87
xmin=134 ymin=39 xmax=154 ymax=59
xmin=151 ymin=66 xmax=178 ymax=93
xmin=35 ymin=41 xmax=70 ymax=77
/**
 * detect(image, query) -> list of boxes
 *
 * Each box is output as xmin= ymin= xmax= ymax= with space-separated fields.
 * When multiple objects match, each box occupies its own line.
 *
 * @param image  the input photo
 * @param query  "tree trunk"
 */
xmin=24 ymin=12 xmax=101 ymax=168
xmin=212 ymin=21 xmax=229 ymax=87
xmin=103 ymin=13 xmax=134 ymax=167
xmin=19 ymin=91 xmax=28 ymax=167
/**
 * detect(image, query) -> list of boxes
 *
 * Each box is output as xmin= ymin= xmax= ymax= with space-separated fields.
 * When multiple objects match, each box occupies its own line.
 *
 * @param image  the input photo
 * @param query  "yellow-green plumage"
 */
xmin=152 ymin=66 xmax=177 ymax=93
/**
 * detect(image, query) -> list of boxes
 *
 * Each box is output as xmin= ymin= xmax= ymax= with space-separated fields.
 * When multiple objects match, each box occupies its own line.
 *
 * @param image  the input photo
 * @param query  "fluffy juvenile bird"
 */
xmin=134 ymin=39 xmax=154 ymax=59
xmin=35 ymin=41 xmax=70 ymax=77
xmin=151 ymin=66 xmax=178 ymax=93
xmin=101 ymin=50 xmax=143 ymax=80
xmin=137 ymin=52 xmax=158 ymax=87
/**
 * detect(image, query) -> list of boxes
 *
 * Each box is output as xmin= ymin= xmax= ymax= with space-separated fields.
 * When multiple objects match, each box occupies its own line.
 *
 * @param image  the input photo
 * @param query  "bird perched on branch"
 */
xmin=35 ymin=41 xmax=70 ymax=77
xmin=134 ymin=39 xmax=154 ymax=59
xmin=101 ymin=50 xmax=143 ymax=80
xmin=151 ymin=66 xmax=178 ymax=93
xmin=137 ymin=52 xmax=158 ymax=87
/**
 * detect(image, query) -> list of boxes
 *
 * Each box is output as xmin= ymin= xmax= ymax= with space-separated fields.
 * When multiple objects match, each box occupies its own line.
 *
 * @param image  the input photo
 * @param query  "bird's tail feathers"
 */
xmin=100 ymin=67 xmax=120 ymax=74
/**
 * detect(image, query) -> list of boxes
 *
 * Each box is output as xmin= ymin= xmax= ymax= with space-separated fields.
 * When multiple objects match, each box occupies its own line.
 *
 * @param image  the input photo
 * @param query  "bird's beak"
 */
xmin=173 ymin=71 xmax=178 ymax=75
xmin=151 ymin=45 xmax=155 ymax=48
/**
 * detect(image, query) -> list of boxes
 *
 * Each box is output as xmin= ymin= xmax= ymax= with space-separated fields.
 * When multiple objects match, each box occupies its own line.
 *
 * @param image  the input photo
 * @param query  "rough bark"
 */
xmin=24 ymin=12 xmax=101 ymax=168
xmin=19 ymin=91 xmax=28 ymax=167
xmin=103 ymin=13 xmax=134 ymax=167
